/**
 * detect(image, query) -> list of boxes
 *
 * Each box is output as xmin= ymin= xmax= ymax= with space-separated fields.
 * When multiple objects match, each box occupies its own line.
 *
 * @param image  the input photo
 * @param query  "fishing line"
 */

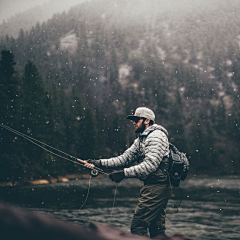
xmin=1 ymin=123 xmax=114 ymax=222
xmin=109 ymin=183 xmax=118 ymax=224
xmin=0 ymin=123 xmax=85 ymax=166
xmin=1 ymin=124 xmax=121 ymax=224
xmin=1 ymin=123 xmax=84 ymax=162
xmin=78 ymin=177 xmax=119 ymax=224
xmin=0 ymin=123 xmax=107 ymax=175
xmin=79 ymin=175 xmax=92 ymax=211
xmin=78 ymin=175 xmax=99 ymax=222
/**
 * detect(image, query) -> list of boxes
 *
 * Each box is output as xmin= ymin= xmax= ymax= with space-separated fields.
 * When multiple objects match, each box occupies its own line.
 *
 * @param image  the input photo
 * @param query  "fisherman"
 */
xmin=84 ymin=107 xmax=172 ymax=238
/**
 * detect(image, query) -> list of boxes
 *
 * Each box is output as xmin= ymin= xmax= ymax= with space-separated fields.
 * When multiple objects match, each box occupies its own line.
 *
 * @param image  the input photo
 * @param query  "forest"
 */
xmin=0 ymin=0 xmax=240 ymax=184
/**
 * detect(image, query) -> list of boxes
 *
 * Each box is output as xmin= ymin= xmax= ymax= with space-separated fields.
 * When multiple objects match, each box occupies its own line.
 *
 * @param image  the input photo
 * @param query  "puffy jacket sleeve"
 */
xmin=100 ymin=138 xmax=139 ymax=168
xmin=124 ymin=130 xmax=169 ymax=178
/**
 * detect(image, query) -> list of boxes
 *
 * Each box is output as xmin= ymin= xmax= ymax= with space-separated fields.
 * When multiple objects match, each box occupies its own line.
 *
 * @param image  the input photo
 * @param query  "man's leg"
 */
xmin=131 ymin=184 xmax=172 ymax=238
xmin=149 ymin=206 xmax=167 ymax=238
xmin=131 ymin=212 xmax=148 ymax=236
xmin=130 ymin=185 xmax=150 ymax=236
xmin=147 ymin=185 xmax=172 ymax=238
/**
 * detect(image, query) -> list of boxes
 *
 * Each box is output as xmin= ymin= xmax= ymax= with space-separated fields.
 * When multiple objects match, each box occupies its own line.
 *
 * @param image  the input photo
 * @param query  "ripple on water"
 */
xmin=0 ymin=176 xmax=239 ymax=240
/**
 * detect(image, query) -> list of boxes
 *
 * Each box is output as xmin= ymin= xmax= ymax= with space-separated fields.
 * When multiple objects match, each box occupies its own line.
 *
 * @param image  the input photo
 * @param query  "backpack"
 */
xmin=165 ymin=143 xmax=189 ymax=187
xmin=146 ymin=129 xmax=189 ymax=187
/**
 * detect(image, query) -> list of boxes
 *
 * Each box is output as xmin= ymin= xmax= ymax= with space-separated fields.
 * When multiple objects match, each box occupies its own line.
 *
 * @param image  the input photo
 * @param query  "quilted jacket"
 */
xmin=100 ymin=124 xmax=169 ymax=181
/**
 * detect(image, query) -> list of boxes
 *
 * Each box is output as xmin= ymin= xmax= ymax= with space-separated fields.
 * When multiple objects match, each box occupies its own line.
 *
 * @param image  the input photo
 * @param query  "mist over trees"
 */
xmin=0 ymin=0 xmax=88 ymax=38
xmin=0 ymin=0 xmax=240 ymax=183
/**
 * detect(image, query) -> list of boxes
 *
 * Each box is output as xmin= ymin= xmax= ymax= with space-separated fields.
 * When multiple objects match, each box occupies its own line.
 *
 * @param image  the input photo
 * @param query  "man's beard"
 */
xmin=135 ymin=121 xmax=145 ymax=133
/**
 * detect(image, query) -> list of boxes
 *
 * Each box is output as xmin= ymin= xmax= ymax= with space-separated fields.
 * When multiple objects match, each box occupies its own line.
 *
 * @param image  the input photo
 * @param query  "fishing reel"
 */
xmin=90 ymin=168 xmax=99 ymax=177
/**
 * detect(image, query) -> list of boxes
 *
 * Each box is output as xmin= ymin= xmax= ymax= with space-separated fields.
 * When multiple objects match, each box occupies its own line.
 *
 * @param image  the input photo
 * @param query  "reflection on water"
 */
xmin=0 ymin=176 xmax=239 ymax=240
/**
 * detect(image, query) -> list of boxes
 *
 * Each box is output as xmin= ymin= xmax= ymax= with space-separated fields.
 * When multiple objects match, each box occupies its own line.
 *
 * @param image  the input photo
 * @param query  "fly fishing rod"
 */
xmin=0 ymin=123 xmax=107 ymax=177
xmin=1 ymin=123 xmax=119 ymax=222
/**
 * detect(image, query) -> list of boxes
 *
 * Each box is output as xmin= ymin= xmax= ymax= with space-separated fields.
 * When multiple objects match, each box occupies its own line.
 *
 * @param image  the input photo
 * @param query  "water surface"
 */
xmin=0 ymin=176 xmax=239 ymax=240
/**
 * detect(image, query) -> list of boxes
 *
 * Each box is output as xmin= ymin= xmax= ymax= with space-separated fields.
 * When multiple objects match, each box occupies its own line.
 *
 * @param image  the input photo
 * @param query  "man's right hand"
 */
xmin=84 ymin=159 xmax=102 ymax=169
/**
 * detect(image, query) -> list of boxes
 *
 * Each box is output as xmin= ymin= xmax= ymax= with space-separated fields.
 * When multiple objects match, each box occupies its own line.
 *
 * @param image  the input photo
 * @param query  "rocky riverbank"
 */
xmin=0 ymin=173 xmax=107 ymax=187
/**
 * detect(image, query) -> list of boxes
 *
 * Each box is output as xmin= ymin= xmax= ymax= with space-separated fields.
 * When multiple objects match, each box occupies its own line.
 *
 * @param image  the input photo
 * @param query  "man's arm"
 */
xmin=84 ymin=138 xmax=139 ymax=170
xmin=124 ymin=130 xmax=169 ymax=179
xmin=100 ymin=138 xmax=139 ymax=168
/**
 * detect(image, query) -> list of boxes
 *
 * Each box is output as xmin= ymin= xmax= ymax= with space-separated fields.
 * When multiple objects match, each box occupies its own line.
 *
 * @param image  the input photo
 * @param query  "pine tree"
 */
xmin=214 ymin=98 xmax=227 ymax=134
xmin=190 ymin=114 xmax=216 ymax=172
xmin=65 ymin=88 xmax=98 ymax=161
xmin=21 ymin=61 xmax=52 ymax=178
xmin=0 ymin=50 xmax=25 ymax=183
xmin=167 ymin=91 xmax=187 ymax=152
xmin=0 ymin=50 xmax=19 ymax=126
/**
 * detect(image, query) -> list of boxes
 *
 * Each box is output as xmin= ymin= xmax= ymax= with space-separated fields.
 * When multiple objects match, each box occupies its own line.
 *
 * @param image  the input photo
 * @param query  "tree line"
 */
xmin=1 ymin=0 xmax=240 ymax=183
xmin=0 ymin=49 xmax=240 ymax=184
xmin=0 ymin=50 xmax=127 ymax=183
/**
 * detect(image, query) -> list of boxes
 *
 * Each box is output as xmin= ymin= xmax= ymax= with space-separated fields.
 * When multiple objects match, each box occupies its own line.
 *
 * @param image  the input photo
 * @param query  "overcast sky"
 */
xmin=0 ymin=0 xmax=51 ymax=23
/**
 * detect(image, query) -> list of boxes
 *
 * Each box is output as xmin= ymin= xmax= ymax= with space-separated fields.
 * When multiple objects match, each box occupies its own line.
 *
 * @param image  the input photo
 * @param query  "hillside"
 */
xmin=0 ymin=0 xmax=240 ymax=182
xmin=0 ymin=0 xmax=88 ymax=38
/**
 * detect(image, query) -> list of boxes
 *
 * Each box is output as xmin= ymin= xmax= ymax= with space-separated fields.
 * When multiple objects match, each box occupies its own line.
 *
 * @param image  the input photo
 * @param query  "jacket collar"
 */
xmin=139 ymin=124 xmax=168 ymax=137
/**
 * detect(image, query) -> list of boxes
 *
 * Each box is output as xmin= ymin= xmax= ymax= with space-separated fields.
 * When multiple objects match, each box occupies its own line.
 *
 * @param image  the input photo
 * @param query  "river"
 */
xmin=0 ymin=175 xmax=239 ymax=240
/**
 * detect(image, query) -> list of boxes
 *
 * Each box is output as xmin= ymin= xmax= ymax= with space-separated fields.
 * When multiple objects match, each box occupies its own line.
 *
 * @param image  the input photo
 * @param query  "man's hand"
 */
xmin=84 ymin=159 xmax=101 ymax=169
xmin=109 ymin=170 xmax=125 ymax=183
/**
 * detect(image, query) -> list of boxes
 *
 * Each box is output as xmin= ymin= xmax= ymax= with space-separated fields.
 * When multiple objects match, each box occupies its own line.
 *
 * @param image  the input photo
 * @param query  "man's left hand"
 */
xmin=109 ymin=170 xmax=125 ymax=183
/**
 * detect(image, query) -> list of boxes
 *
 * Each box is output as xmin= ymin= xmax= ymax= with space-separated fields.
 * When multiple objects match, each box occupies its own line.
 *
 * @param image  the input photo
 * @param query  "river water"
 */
xmin=0 ymin=175 xmax=239 ymax=240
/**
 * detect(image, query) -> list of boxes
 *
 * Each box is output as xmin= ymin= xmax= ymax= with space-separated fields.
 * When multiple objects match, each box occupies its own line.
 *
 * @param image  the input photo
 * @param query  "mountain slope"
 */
xmin=0 ymin=0 xmax=89 ymax=38
xmin=1 ymin=0 xmax=240 ymax=174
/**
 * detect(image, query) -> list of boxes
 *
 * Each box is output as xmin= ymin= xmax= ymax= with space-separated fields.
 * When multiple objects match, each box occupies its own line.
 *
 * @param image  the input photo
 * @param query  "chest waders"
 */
xmin=130 ymin=132 xmax=172 ymax=238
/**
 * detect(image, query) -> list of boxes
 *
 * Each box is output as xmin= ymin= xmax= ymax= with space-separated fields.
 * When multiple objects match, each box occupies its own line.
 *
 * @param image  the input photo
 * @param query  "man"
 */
xmin=84 ymin=107 xmax=172 ymax=238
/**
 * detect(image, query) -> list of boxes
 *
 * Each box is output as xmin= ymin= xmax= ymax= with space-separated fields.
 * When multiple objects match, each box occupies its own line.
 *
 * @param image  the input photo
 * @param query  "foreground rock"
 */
xmin=0 ymin=203 xmax=194 ymax=240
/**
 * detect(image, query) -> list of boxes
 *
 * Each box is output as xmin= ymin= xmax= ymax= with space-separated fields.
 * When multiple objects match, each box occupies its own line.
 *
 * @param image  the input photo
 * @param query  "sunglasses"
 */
xmin=132 ymin=117 xmax=144 ymax=123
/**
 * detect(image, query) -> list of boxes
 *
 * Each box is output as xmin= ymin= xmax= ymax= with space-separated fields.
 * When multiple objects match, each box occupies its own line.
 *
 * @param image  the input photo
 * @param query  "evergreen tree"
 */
xmin=21 ymin=61 xmax=49 ymax=134
xmin=214 ymin=98 xmax=227 ymax=134
xmin=21 ymin=61 xmax=53 ymax=178
xmin=228 ymin=100 xmax=240 ymax=142
xmin=183 ymin=68 xmax=202 ymax=99
xmin=0 ymin=50 xmax=19 ymax=126
xmin=167 ymin=91 xmax=187 ymax=152
xmin=190 ymin=114 xmax=216 ymax=172
xmin=80 ymin=106 xmax=98 ymax=159
xmin=0 ymin=50 xmax=25 ymax=183
xmin=49 ymin=83 xmax=67 ymax=150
